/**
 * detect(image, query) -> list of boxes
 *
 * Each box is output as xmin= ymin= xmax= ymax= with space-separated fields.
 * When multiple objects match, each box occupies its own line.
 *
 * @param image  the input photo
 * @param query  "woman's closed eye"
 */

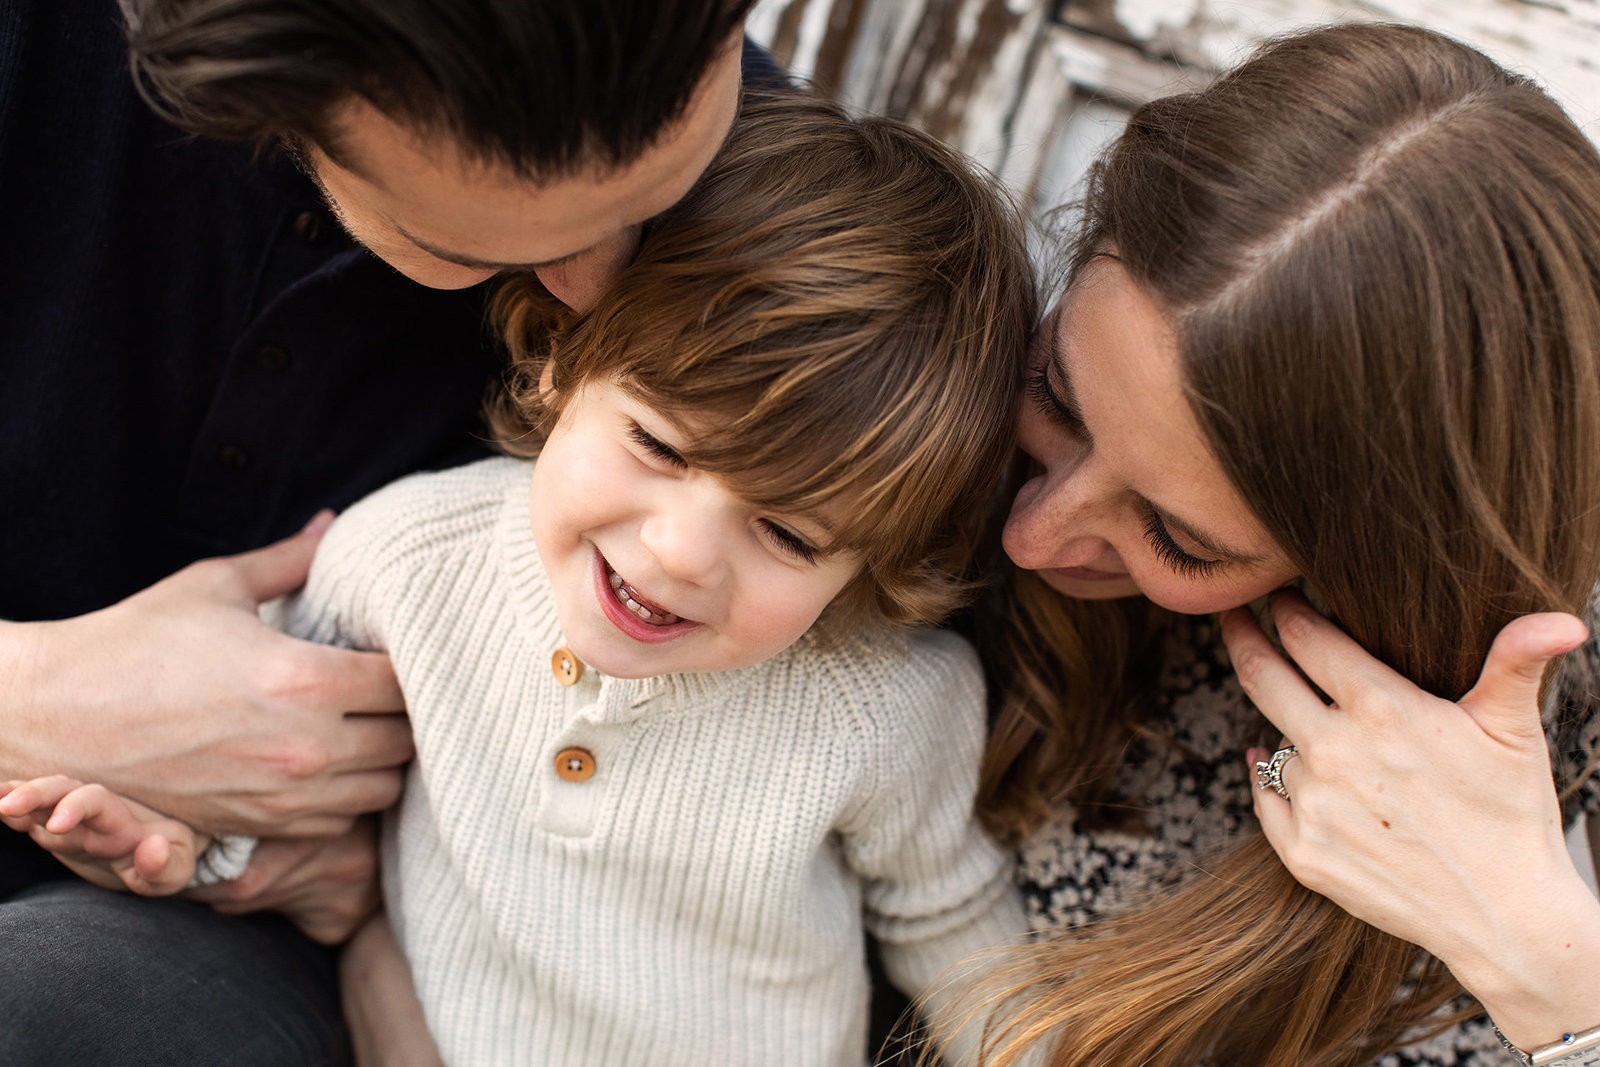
xmin=1026 ymin=366 xmax=1086 ymax=434
xmin=1140 ymin=505 xmax=1224 ymax=578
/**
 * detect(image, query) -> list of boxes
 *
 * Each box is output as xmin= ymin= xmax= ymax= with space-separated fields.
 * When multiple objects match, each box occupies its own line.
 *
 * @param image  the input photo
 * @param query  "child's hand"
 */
xmin=0 ymin=775 xmax=201 ymax=896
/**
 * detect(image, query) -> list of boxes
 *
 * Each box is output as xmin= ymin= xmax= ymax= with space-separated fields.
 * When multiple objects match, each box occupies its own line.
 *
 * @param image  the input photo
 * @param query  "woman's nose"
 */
xmin=1002 ymin=453 xmax=1117 ymax=571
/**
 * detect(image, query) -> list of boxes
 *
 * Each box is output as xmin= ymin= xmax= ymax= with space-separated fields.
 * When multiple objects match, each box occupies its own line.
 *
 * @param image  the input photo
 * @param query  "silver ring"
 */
xmin=1254 ymin=745 xmax=1299 ymax=801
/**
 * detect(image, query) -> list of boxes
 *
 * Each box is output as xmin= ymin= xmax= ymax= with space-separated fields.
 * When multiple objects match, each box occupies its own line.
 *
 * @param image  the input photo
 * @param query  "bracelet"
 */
xmin=1495 ymin=1023 xmax=1600 ymax=1066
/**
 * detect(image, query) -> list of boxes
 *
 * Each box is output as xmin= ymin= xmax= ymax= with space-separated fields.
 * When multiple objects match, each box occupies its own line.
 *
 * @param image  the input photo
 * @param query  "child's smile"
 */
xmin=528 ymin=380 xmax=860 ymax=679
xmin=594 ymin=548 xmax=697 ymax=640
xmin=604 ymin=555 xmax=683 ymax=625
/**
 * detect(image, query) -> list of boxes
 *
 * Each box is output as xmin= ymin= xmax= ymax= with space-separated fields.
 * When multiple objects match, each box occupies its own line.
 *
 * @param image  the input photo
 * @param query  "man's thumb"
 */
xmin=229 ymin=510 xmax=336 ymax=602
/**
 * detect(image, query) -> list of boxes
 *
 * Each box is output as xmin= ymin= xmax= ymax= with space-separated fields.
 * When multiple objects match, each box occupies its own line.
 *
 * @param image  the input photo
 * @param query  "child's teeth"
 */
xmin=605 ymin=562 xmax=680 ymax=625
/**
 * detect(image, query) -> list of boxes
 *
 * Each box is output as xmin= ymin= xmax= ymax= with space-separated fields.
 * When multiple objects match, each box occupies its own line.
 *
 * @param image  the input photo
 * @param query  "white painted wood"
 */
xmin=748 ymin=0 xmax=1600 ymax=213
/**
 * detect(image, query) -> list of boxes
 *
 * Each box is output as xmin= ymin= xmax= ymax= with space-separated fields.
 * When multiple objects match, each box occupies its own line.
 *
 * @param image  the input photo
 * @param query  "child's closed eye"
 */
xmin=628 ymin=422 xmax=687 ymax=467
xmin=758 ymin=519 xmax=820 ymax=565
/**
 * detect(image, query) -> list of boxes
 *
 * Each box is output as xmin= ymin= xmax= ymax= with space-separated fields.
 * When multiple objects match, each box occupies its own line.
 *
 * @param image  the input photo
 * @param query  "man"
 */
xmin=0 ymin=1 xmax=767 ymax=1061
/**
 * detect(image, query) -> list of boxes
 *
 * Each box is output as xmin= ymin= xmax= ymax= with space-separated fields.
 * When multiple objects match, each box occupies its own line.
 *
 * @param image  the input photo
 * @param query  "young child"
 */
xmin=0 ymin=94 xmax=1036 ymax=1066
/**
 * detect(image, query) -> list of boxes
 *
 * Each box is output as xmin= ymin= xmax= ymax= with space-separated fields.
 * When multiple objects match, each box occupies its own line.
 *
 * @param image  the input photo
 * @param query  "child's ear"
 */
xmin=538 ymin=360 xmax=556 ymax=397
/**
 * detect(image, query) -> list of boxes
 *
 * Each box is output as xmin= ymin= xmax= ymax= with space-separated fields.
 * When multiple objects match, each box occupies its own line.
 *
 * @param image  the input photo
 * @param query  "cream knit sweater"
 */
xmin=284 ymin=456 xmax=1023 ymax=1067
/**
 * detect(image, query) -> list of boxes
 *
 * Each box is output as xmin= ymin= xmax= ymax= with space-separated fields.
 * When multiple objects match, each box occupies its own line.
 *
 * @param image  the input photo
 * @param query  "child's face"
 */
xmin=529 ymin=379 xmax=862 ymax=679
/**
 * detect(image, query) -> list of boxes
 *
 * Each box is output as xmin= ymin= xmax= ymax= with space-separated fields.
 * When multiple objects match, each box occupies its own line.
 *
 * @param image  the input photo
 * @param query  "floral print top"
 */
xmin=1015 ymin=609 xmax=1600 ymax=1067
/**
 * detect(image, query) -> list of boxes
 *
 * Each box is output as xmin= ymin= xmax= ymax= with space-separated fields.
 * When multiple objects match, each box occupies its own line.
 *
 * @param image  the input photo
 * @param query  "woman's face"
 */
xmin=1002 ymin=258 xmax=1299 ymax=615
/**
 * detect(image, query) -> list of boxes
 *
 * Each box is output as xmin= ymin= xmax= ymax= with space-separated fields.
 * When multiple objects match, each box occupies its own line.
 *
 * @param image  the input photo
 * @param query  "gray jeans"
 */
xmin=0 ymin=877 xmax=349 ymax=1066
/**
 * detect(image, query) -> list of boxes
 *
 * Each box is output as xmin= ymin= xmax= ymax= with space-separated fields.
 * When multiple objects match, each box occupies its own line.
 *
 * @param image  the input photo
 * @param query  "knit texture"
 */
xmin=284 ymin=457 xmax=1023 ymax=1067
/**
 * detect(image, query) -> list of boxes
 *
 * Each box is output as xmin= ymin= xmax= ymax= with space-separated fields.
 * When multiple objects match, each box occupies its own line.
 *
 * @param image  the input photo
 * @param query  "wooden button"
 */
xmin=554 ymin=747 xmax=595 ymax=782
xmin=550 ymin=647 xmax=583 ymax=686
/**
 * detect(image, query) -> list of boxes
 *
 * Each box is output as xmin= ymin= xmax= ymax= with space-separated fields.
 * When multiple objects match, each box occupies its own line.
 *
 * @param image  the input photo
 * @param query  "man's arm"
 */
xmin=0 ymin=512 xmax=412 ymax=838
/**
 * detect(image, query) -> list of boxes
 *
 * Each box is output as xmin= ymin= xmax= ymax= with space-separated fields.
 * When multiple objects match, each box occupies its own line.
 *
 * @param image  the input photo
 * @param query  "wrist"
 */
xmin=0 ymin=618 xmax=51 ymax=776
xmin=1443 ymin=873 xmax=1600 ymax=1050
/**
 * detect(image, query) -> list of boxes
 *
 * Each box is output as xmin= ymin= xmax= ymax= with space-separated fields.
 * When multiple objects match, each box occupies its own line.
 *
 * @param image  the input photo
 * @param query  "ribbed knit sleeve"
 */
xmin=280 ymin=457 xmax=520 ymax=651
xmin=831 ymin=632 xmax=1026 ymax=1005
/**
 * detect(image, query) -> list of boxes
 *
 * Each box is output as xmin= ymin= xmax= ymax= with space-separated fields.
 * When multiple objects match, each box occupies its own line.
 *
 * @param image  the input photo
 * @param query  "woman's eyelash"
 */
xmin=1140 ymin=508 xmax=1223 ymax=578
xmin=628 ymin=423 xmax=686 ymax=467
xmin=759 ymin=519 xmax=820 ymax=565
xmin=1025 ymin=367 xmax=1084 ymax=430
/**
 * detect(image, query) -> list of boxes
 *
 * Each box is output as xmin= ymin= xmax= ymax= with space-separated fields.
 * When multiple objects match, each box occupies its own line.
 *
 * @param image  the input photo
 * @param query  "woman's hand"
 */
xmin=1220 ymin=590 xmax=1600 ymax=1049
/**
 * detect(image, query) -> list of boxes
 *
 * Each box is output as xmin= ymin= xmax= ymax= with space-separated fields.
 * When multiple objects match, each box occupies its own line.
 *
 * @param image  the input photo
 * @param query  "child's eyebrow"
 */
xmin=804 ymin=512 xmax=837 ymax=538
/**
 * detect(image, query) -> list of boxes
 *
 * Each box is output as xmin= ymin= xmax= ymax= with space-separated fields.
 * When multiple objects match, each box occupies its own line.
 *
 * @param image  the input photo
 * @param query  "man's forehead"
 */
xmin=314 ymin=98 xmax=552 ymax=194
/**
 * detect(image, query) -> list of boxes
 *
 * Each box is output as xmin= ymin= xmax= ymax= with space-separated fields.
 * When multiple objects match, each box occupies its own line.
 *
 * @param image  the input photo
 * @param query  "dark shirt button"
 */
xmin=292 ymin=211 xmax=326 ymax=244
xmin=216 ymin=444 xmax=251 ymax=470
xmin=254 ymin=344 xmax=291 ymax=373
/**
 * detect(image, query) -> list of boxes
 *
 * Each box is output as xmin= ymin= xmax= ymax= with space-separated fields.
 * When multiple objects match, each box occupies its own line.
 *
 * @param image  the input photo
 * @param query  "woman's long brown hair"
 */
xmin=965 ymin=22 xmax=1600 ymax=1067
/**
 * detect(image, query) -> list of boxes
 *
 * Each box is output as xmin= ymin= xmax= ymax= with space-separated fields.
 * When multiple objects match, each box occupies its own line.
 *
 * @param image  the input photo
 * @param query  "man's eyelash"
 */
xmin=628 ymin=423 xmax=686 ymax=466
xmin=1140 ymin=508 xmax=1224 ymax=578
xmin=759 ymin=519 xmax=820 ymax=565
xmin=1025 ymin=367 xmax=1083 ymax=430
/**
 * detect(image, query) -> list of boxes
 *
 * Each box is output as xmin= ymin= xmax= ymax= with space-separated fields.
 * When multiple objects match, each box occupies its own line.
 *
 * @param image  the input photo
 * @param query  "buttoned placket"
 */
xmin=530 ymin=648 xmax=664 ymax=838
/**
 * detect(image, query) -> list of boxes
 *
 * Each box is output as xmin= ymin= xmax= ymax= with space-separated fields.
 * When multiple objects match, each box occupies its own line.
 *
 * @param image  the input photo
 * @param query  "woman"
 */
xmin=964 ymin=20 xmax=1600 ymax=1067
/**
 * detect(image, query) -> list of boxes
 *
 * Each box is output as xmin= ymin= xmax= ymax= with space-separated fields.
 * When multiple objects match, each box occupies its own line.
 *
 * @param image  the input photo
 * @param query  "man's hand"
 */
xmin=185 ymin=818 xmax=383 ymax=945
xmin=0 ymin=513 xmax=412 ymax=836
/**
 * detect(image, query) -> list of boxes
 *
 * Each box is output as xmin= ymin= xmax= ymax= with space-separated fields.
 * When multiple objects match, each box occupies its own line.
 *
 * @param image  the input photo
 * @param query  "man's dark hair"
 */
xmin=120 ymin=0 xmax=755 ymax=176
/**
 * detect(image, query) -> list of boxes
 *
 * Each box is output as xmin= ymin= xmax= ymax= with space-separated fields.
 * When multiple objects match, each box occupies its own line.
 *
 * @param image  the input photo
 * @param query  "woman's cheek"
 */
xmin=1131 ymin=565 xmax=1297 ymax=617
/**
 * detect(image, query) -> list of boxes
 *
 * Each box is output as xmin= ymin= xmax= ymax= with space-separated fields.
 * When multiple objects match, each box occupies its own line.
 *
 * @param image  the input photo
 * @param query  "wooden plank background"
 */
xmin=747 ymin=0 xmax=1600 ymax=218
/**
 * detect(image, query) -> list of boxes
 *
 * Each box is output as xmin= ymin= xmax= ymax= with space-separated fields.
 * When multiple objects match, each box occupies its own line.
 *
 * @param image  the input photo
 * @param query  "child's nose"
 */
xmin=639 ymin=507 xmax=729 ymax=587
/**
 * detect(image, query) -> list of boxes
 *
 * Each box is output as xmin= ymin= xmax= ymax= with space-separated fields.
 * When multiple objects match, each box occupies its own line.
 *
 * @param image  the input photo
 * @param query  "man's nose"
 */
xmin=535 ymin=225 xmax=644 ymax=312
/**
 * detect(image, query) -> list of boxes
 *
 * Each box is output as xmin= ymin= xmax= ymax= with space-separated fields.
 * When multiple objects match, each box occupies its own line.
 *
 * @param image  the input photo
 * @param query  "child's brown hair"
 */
xmin=492 ymin=92 xmax=1036 ymax=631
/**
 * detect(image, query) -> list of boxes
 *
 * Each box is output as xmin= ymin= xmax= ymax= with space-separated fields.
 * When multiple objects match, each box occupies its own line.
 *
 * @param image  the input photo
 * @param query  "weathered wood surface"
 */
xmin=748 ymin=0 xmax=1600 ymax=216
